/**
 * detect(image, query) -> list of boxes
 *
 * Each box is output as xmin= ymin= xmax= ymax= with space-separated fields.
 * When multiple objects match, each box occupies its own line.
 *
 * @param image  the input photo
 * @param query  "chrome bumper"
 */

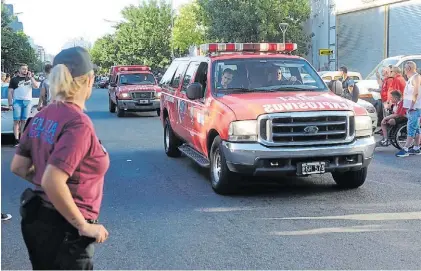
xmin=221 ymin=136 xmax=376 ymax=176
xmin=117 ymin=99 xmax=160 ymax=112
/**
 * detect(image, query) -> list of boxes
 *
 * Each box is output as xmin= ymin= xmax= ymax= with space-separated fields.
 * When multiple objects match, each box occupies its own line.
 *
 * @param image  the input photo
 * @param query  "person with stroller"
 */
xmin=379 ymin=90 xmax=407 ymax=146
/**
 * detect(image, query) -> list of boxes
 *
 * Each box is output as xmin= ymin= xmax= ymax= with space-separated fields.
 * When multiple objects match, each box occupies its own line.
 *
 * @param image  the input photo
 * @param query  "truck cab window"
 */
xmin=181 ymin=62 xmax=200 ymax=92
xmin=160 ymin=61 xmax=179 ymax=86
xmin=171 ymin=62 xmax=189 ymax=89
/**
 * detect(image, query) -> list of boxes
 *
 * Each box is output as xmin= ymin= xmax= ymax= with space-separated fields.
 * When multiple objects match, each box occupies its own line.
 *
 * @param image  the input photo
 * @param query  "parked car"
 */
xmin=1 ymin=86 xmax=40 ymax=135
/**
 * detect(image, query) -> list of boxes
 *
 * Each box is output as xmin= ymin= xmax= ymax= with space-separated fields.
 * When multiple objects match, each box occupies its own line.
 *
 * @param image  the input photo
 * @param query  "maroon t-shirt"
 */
xmin=16 ymin=102 xmax=110 ymax=220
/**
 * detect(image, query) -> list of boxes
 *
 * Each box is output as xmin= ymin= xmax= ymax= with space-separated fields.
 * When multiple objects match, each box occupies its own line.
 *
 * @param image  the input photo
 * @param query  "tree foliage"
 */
xmin=198 ymin=0 xmax=311 ymax=55
xmin=1 ymin=3 xmax=38 ymax=73
xmin=172 ymin=1 xmax=206 ymax=56
xmin=91 ymin=0 xmax=312 ymax=69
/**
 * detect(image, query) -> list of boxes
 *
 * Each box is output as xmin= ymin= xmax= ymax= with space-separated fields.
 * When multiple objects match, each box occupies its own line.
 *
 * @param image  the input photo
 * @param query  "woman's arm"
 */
xmin=11 ymin=155 xmax=35 ymax=183
xmin=41 ymin=164 xmax=88 ymax=231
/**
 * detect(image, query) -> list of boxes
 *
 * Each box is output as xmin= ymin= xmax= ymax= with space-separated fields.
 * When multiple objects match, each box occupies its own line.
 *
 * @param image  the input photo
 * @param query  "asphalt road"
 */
xmin=2 ymin=88 xmax=421 ymax=270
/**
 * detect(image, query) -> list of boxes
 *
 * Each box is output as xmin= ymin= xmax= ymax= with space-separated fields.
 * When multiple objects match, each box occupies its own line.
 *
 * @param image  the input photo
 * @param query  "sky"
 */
xmin=6 ymin=0 xmax=191 ymax=55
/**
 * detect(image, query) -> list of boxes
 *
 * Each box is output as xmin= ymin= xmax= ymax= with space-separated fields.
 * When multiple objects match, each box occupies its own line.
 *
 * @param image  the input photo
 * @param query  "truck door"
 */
xmin=180 ymin=61 xmax=201 ymax=144
xmin=187 ymin=62 xmax=210 ymax=154
xmin=109 ymin=75 xmax=118 ymax=104
xmin=168 ymin=61 xmax=190 ymax=140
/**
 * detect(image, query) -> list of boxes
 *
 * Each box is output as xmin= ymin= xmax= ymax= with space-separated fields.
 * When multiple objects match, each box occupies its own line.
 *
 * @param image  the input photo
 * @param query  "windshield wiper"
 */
xmin=269 ymin=86 xmax=311 ymax=91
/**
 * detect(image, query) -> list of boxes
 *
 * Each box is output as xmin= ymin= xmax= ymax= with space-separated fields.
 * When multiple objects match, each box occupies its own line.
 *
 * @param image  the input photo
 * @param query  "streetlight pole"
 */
xmin=279 ymin=22 xmax=289 ymax=44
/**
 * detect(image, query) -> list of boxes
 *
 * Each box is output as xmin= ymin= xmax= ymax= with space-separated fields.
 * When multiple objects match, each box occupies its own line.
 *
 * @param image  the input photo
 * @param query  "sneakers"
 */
xmin=409 ymin=148 xmax=421 ymax=155
xmin=396 ymin=147 xmax=421 ymax=157
xmin=1 ymin=213 xmax=12 ymax=221
xmin=396 ymin=149 xmax=409 ymax=157
xmin=14 ymin=138 xmax=19 ymax=147
xmin=380 ymin=138 xmax=391 ymax=146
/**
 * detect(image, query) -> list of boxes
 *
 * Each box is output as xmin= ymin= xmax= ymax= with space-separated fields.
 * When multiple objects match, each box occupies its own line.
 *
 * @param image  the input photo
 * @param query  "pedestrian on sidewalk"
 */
xmin=396 ymin=61 xmax=421 ymax=157
xmin=7 ymin=64 xmax=39 ymax=147
xmin=37 ymin=63 xmax=53 ymax=111
xmin=390 ymin=66 xmax=406 ymax=98
xmin=10 ymin=47 xmax=110 ymax=270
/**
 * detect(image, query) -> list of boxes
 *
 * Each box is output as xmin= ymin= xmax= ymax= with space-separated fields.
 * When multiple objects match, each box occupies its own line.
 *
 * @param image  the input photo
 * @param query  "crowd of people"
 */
xmin=327 ymin=63 xmax=421 ymax=157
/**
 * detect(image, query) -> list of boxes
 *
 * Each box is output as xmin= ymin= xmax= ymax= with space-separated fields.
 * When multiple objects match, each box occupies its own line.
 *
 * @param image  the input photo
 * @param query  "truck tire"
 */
xmin=210 ymin=136 xmax=239 ymax=195
xmin=116 ymin=99 xmax=125 ymax=117
xmin=164 ymin=118 xmax=181 ymax=157
xmin=332 ymin=167 xmax=367 ymax=189
xmin=109 ymin=95 xmax=116 ymax=113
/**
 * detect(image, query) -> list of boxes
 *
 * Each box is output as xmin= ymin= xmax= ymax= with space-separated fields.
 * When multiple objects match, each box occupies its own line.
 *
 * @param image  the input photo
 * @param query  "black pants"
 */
xmin=21 ymin=205 xmax=96 ymax=270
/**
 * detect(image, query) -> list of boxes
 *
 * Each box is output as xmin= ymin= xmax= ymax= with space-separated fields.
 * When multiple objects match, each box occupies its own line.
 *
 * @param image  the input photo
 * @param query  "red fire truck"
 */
xmin=159 ymin=42 xmax=376 ymax=194
xmin=108 ymin=65 xmax=161 ymax=117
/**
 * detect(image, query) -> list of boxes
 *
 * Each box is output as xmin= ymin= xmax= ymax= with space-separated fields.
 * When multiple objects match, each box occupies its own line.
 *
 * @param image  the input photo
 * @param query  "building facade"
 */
xmin=309 ymin=0 xmax=421 ymax=77
xmin=3 ymin=3 xmax=23 ymax=32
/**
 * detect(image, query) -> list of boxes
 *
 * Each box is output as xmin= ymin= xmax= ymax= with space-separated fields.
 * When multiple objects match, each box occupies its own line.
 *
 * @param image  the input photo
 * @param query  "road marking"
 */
xmin=262 ymin=211 xmax=421 ymax=221
xmin=195 ymin=207 xmax=256 ymax=213
xmin=270 ymin=224 xmax=405 ymax=236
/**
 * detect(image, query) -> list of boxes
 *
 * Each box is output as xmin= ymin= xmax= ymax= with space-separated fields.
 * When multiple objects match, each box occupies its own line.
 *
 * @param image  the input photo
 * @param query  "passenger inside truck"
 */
xmin=212 ymin=58 xmax=326 ymax=94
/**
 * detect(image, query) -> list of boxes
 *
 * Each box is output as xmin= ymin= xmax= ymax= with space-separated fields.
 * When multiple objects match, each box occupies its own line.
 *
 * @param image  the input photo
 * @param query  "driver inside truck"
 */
xmin=216 ymin=68 xmax=234 ymax=89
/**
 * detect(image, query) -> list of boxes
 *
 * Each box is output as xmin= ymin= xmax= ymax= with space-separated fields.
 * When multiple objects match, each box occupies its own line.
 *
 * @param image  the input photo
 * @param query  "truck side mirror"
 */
xmin=110 ymin=82 xmax=117 ymax=87
xmin=186 ymin=83 xmax=204 ymax=100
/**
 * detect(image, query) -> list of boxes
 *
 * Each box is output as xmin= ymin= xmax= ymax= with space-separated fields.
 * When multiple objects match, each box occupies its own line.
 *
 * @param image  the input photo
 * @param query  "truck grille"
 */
xmin=131 ymin=91 xmax=154 ymax=99
xmin=258 ymin=111 xmax=354 ymax=146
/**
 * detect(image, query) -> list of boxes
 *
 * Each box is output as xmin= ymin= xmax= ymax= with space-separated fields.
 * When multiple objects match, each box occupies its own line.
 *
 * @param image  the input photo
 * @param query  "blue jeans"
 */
xmin=407 ymin=109 xmax=421 ymax=138
xmin=13 ymin=100 xmax=31 ymax=121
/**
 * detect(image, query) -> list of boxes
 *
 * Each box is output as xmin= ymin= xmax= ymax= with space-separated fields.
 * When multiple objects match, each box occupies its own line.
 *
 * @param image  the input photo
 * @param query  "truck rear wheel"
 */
xmin=210 ymin=136 xmax=239 ymax=195
xmin=109 ymin=95 xmax=116 ymax=113
xmin=164 ymin=118 xmax=181 ymax=157
xmin=332 ymin=167 xmax=367 ymax=189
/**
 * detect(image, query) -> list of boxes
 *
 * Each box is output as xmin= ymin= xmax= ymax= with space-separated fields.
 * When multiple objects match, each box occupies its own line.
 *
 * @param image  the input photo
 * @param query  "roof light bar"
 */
xmin=199 ymin=43 xmax=297 ymax=55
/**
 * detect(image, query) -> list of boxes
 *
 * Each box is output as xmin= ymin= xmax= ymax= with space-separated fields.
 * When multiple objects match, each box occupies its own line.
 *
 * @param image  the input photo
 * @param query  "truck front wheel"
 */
xmin=332 ymin=167 xmax=367 ymax=189
xmin=210 ymin=136 xmax=239 ymax=195
xmin=116 ymin=99 xmax=125 ymax=117
xmin=109 ymin=95 xmax=116 ymax=113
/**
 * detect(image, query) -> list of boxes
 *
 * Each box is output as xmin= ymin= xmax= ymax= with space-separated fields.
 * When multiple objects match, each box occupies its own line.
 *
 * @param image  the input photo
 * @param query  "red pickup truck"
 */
xmin=108 ymin=65 xmax=161 ymax=117
xmin=159 ymin=42 xmax=376 ymax=194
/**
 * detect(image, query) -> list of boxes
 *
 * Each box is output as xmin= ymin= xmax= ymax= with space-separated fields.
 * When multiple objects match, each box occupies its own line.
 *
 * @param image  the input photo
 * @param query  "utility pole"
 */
xmin=279 ymin=23 xmax=289 ymax=44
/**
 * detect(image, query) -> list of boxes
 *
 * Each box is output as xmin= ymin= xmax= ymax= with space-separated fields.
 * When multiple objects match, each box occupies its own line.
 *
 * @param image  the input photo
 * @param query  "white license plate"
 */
xmin=137 ymin=100 xmax=149 ymax=104
xmin=299 ymin=162 xmax=326 ymax=175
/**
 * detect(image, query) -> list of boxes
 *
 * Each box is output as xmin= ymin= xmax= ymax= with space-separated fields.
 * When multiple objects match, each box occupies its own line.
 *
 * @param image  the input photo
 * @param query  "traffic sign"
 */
xmin=319 ymin=49 xmax=333 ymax=56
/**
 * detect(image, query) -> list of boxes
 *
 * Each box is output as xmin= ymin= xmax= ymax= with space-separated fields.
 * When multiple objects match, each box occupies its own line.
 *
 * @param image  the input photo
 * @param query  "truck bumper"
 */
xmin=117 ymin=99 xmax=160 ymax=112
xmin=221 ymin=136 xmax=376 ymax=176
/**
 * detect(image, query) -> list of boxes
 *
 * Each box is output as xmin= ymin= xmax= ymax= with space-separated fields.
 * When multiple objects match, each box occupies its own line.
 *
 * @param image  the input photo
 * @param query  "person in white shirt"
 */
xmin=396 ymin=61 xmax=421 ymax=157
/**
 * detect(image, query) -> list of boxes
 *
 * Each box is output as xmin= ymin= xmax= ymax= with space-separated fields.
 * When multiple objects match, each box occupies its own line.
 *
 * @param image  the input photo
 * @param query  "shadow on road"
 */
xmin=87 ymin=111 xmax=158 ymax=119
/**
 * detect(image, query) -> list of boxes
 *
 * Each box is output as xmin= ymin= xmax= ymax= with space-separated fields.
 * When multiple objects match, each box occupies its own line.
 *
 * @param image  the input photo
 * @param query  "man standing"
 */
xmin=8 ymin=64 xmax=39 ymax=146
xmin=339 ymin=66 xmax=359 ymax=102
xmin=37 ymin=64 xmax=53 ymax=110
xmin=389 ymin=66 xmax=406 ymax=101
xmin=396 ymin=61 xmax=421 ymax=157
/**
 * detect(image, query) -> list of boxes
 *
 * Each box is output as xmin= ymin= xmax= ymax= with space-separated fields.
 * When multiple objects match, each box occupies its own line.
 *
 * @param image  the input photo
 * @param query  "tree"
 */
xmin=198 ymin=0 xmax=311 ymax=55
xmin=1 ymin=29 xmax=37 ymax=73
xmin=90 ymin=34 xmax=118 ymax=74
xmin=171 ymin=0 xmax=206 ymax=56
xmin=114 ymin=0 xmax=172 ymax=69
xmin=1 ymin=3 xmax=38 ymax=73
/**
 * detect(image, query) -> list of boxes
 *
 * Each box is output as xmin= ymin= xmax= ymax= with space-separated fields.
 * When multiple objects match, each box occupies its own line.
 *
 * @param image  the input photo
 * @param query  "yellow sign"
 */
xmin=319 ymin=49 xmax=333 ymax=56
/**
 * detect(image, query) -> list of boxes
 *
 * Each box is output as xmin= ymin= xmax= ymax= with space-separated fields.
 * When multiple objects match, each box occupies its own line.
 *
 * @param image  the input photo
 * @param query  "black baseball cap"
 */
xmin=53 ymin=46 xmax=93 ymax=78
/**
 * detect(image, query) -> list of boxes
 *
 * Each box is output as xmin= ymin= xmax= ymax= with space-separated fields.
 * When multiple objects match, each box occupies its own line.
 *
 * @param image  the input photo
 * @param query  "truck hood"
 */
xmin=217 ymin=91 xmax=366 ymax=119
xmin=118 ymin=85 xmax=161 ymax=93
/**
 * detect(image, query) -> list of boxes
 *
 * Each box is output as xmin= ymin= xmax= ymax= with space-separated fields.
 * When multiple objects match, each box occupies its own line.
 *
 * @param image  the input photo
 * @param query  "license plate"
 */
xmin=137 ymin=100 xmax=149 ymax=104
xmin=298 ymin=161 xmax=326 ymax=175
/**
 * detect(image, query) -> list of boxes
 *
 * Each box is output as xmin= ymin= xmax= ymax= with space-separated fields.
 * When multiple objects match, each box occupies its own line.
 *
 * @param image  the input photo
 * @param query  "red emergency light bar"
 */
xmin=199 ymin=43 xmax=297 ymax=55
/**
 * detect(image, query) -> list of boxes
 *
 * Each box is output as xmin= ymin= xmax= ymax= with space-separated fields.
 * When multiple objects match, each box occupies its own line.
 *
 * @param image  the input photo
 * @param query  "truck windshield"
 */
xmin=119 ymin=73 xmax=156 ymax=85
xmin=212 ymin=58 xmax=327 ymax=94
xmin=365 ymin=58 xmax=399 ymax=80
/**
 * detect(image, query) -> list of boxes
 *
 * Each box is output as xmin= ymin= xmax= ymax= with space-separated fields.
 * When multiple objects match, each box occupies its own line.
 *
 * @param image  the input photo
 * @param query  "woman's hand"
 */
xmin=78 ymin=223 xmax=109 ymax=243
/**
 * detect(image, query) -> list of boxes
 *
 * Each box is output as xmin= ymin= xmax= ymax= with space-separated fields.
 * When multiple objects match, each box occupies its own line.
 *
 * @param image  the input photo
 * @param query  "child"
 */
xmin=380 ymin=90 xmax=407 ymax=146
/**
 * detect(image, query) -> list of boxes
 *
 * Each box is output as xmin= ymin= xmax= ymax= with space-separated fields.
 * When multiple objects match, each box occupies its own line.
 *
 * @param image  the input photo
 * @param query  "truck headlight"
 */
xmin=228 ymin=120 xmax=257 ymax=142
xmin=355 ymin=115 xmax=372 ymax=137
xmin=120 ymin=92 xmax=129 ymax=98
xmin=156 ymin=92 xmax=162 ymax=99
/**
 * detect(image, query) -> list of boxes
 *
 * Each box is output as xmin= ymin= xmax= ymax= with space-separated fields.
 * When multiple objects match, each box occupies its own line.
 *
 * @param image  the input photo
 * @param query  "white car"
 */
xmin=357 ymin=98 xmax=378 ymax=131
xmin=1 ymin=86 xmax=40 ymax=135
xmin=322 ymin=80 xmax=378 ymax=131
